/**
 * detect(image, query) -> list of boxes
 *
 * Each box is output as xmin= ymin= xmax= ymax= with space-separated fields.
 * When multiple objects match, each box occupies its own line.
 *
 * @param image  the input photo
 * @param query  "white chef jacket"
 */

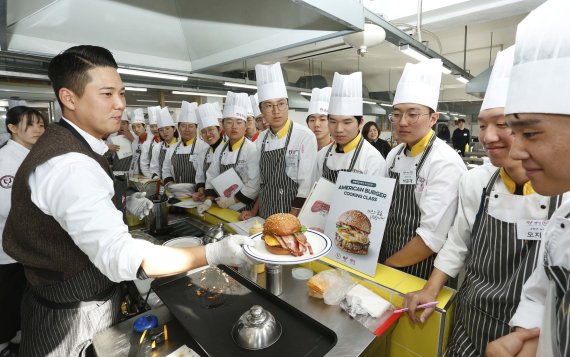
xmin=256 ymin=121 xmax=318 ymax=200
xmin=161 ymin=137 xmax=210 ymax=181
xmin=129 ymin=134 xmax=153 ymax=176
xmin=0 ymin=140 xmax=30 ymax=264
xmin=205 ymin=137 xmax=260 ymax=201
xmin=139 ymin=136 xmax=158 ymax=178
xmin=510 ymin=199 xmax=570 ymax=332
xmin=383 ymin=135 xmax=467 ymax=252
xmin=317 ymin=135 xmax=386 ymax=179
xmin=434 ymin=164 xmax=561 ymax=277
xmin=28 ymin=118 xmax=155 ymax=283
xmin=149 ymin=138 xmax=178 ymax=178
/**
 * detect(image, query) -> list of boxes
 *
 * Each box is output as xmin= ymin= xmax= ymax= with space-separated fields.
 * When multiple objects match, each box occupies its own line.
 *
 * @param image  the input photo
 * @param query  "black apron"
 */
xmin=259 ymin=123 xmax=297 ymax=219
xmin=218 ymin=138 xmax=252 ymax=211
xmin=157 ymin=141 xmax=169 ymax=179
xmin=110 ymin=152 xmax=132 ymax=172
xmin=21 ymin=120 xmax=126 ymax=356
xmin=321 ymin=136 xmax=364 ymax=183
xmin=171 ymin=139 xmax=197 ymax=183
xmin=378 ymin=134 xmax=436 ymax=279
xmin=445 ymin=169 xmax=562 ymax=356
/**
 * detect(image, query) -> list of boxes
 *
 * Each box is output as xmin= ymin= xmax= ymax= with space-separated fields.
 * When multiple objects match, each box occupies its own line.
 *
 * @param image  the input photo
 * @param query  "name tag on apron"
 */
xmin=286 ymin=150 xmax=299 ymax=168
xmin=516 ymin=219 xmax=548 ymax=240
xmin=400 ymin=169 xmax=416 ymax=185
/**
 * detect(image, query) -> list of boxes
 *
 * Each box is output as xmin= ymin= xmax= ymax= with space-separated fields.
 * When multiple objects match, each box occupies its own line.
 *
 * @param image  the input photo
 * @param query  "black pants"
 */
xmin=0 ymin=263 xmax=26 ymax=343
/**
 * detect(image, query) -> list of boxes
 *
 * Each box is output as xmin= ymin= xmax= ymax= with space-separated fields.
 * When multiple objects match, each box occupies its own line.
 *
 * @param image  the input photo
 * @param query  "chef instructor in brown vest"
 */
xmin=2 ymin=45 xmax=253 ymax=356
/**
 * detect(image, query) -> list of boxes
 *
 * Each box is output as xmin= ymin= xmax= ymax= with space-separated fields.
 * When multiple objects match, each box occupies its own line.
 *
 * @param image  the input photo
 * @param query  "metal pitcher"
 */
xmin=146 ymin=195 xmax=169 ymax=235
xmin=203 ymin=223 xmax=227 ymax=244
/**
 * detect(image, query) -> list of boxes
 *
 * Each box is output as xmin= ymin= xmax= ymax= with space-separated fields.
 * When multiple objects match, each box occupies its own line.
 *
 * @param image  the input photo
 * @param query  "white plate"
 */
xmin=243 ymin=229 xmax=332 ymax=265
xmin=162 ymin=237 xmax=203 ymax=248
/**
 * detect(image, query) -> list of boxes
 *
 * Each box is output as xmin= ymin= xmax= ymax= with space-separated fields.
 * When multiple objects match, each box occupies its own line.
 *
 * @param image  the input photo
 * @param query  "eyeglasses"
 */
xmin=389 ymin=112 xmax=430 ymax=124
xmin=261 ymin=101 xmax=288 ymax=113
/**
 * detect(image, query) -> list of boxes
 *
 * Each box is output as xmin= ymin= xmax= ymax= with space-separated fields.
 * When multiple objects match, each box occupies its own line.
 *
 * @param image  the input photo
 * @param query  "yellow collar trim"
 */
xmin=168 ymin=138 xmax=177 ymax=146
xmin=230 ymin=136 xmax=245 ymax=151
xmin=335 ymin=134 xmax=361 ymax=153
xmin=184 ymin=137 xmax=195 ymax=146
xmin=499 ymin=168 xmax=535 ymax=195
xmin=275 ymin=119 xmax=291 ymax=139
xmin=409 ymin=130 xmax=434 ymax=157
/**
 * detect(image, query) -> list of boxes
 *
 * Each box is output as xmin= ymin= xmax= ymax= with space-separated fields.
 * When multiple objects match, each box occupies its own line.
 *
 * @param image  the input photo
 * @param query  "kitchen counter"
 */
xmin=93 ymin=265 xmax=377 ymax=356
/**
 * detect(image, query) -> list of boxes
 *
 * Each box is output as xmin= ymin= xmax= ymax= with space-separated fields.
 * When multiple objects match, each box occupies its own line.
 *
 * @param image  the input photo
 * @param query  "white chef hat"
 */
xmin=329 ymin=73 xmax=362 ymax=116
xmin=158 ymin=107 xmax=175 ymax=129
xmin=250 ymin=93 xmax=262 ymax=118
xmin=222 ymin=91 xmax=249 ymax=121
xmin=246 ymin=96 xmax=254 ymax=118
xmin=147 ymin=106 xmax=160 ymax=125
xmin=121 ymin=109 xmax=130 ymax=123
xmin=308 ymin=87 xmax=333 ymax=116
xmin=393 ymin=58 xmax=442 ymax=111
xmin=255 ymin=62 xmax=288 ymax=102
xmin=505 ymin=0 xmax=570 ymax=116
xmin=197 ymin=102 xmax=222 ymax=130
xmin=179 ymin=101 xmax=198 ymax=124
xmin=480 ymin=46 xmax=515 ymax=113
xmin=132 ymin=108 xmax=145 ymax=125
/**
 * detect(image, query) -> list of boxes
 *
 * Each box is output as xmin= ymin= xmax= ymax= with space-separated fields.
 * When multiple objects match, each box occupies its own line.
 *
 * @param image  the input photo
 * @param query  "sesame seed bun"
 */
xmin=263 ymin=213 xmax=301 ymax=236
xmin=337 ymin=210 xmax=371 ymax=234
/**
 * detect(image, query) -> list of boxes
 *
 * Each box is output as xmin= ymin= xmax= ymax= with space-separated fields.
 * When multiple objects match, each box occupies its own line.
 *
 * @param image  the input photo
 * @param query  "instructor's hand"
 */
xmin=205 ymin=235 xmax=255 ymax=267
xmin=126 ymin=192 xmax=153 ymax=219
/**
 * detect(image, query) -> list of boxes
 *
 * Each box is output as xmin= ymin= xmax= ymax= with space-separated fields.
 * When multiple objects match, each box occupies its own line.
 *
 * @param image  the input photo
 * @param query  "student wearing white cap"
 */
xmin=194 ymin=102 xmax=225 ymax=201
xmin=149 ymin=107 xmax=179 ymax=180
xmin=106 ymin=110 xmax=134 ymax=172
xmin=306 ymin=87 xmax=332 ymax=151
xmin=243 ymin=62 xmax=318 ymax=219
xmin=251 ymin=93 xmax=270 ymax=132
xmin=404 ymin=47 xmax=567 ymax=356
xmin=0 ymin=106 xmax=47 ymax=355
xmin=128 ymin=108 xmax=152 ymax=176
xmin=197 ymin=92 xmax=260 ymax=214
xmin=245 ymin=96 xmax=260 ymax=142
xmin=378 ymin=59 xmax=466 ymax=280
xmin=317 ymin=73 xmax=385 ymax=183
xmin=161 ymin=102 xmax=209 ymax=193
xmin=139 ymin=106 xmax=161 ymax=178
xmin=486 ymin=1 xmax=570 ymax=355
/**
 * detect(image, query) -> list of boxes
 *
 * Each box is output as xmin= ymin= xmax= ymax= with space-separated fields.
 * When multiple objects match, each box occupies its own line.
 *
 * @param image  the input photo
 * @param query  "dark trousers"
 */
xmin=0 ymin=263 xmax=26 ymax=343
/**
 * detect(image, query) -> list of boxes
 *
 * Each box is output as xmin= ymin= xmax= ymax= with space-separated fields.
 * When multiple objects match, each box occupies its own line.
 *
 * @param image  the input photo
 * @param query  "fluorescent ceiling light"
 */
xmin=164 ymin=100 xmax=182 ymax=104
xmin=300 ymin=92 xmax=312 ymax=97
xmin=172 ymin=90 xmax=227 ymax=98
xmin=223 ymin=81 xmax=257 ymax=90
xmin=442 ymin=66 xmax=452 ymax=75
xmin=454 ymin=75 xmax=469 ymax=84
xmin=399 ymin=44 xmax=430 ymax=62
xmin=0 ymin=70 xmax=49 ymax=80
xmin=118 ymin=68 xmax=188 ymax=81
xmin=136 ymin=99 xmax=159 ymax=103
xmin=380 ymin=103 xmax=392 ymax=107
xmin=125 ymin=87 xmax=147 ymax=92
xmin=362 ymin=100 xmax=377 ymax=105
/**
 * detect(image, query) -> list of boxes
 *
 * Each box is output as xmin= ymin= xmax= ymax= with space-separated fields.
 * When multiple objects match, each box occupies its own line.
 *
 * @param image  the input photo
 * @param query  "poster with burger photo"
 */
xmin=324 ymin=172 xmax=395 ymax=277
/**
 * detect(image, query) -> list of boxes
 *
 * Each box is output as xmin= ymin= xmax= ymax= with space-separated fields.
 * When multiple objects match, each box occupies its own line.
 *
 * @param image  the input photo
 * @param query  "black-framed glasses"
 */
xmin=261 ymin=101 xmax=288 ymax=113
xmin=389 ymin=112 xmax=429 ymax=124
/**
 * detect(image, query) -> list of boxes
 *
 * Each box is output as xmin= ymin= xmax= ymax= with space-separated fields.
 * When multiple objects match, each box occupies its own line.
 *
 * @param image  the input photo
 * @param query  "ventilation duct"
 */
xmin=294 ymin=75 xmax=328 ymax=89
xmin=363 ymin=103 xmax=386 ymax=116
xmin=465 ymin=66 xmax=493 ymax=98
xmin=287 ymin=91 xmax=310 ymax=110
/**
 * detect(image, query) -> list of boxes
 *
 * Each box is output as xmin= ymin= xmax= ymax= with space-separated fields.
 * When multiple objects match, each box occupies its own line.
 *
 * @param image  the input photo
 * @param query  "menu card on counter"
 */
xmin=324 ymin=172 xmax=396 ymax=277
xmin=210 ymin=168 xmax=246 ymax=211
xmin=298 ymin=178 xmax=336 ymax=232
xmin=110 ymin=135 xmax=133 ymax=159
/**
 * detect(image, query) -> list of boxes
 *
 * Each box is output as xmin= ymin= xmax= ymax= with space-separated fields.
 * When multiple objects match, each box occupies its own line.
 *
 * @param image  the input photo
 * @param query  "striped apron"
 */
xmin=321 ymin=136 xmax=364 ymax=183
xmin=110 ymin=151 xmax=132 ymax=172
xmin=218 ymin=139 xmax=252 ymax=211
xmin=378 ymin=134 xmax=436 ymax=279
xmin=171 ymin=140 xmax=197 ymax=183
xmin=128 ymin=141 xmax=143 ymax=175
xmin=445 ymin=170 xmax=562 ymax=356
xmin=542 ymin=211 xmax=570 ymax=357
xmin=157 ymin=142 xmax=168 ymax=179
xmin=259 ymin=123 xmax=296 ymax=219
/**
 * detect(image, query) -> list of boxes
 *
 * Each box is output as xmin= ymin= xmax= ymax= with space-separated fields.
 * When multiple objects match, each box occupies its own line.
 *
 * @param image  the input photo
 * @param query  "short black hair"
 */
xmin=457 ymin=118 xmax=466 ymax=123
xmin=6 ymin=106 xmax=48 ymax=135
xmin=305 ymin=113 xmax=328 ymax=125
xmin=48 ymin=45 xmax=118 ymax=109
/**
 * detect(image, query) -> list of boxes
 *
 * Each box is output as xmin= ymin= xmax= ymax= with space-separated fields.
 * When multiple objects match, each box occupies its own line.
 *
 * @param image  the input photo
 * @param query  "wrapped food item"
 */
xmin=307 ymin=269 xmax=356 ymax=305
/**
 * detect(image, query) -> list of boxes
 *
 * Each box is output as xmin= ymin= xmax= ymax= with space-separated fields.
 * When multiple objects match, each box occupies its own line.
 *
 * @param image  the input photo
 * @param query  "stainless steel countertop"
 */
xmin=93 ymin=265 xmax=376 ymax=356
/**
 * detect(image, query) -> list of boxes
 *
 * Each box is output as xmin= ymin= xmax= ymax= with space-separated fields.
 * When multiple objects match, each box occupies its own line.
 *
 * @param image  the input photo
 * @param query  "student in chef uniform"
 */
xmin=2 ymin=45 xmax=252 ymax=357
xmin=194 ymin=102 xmax=225 ymax=201
xmin=306 ymin=87 xmax=332 ymax=151
xmin=162 ymin=101 xmax=209 ymax=188
xmin=150 ymin=107 xmax=179 ymax=180
xmin=138 ymin=106 xmax=160 ymax=178
xmin=107 ymin=110 xmax=134 ymax=171
xmin=486 ymin=1 xmax=570 ymax=355
xmin=197 ymin=92 xmax=260 ymax=214
xmin=245 ymin=97 xmax=260 ymax=142
xmin=378 ymin=59 xmax=466 ymax=280
xmin=251 ymin=93 xmax=270 ymax=132
xmin=403 ymin=47 xmax=566 ymax=356
xmin=128 ymin=108 xmax=152 ymax=177
xmin=317 ymin=73 xmax=385 ymax=182
xmin=0 ymin=106 xmax=47 ymax=356
xmin=242 ymin=62 xmax=318 ymax=219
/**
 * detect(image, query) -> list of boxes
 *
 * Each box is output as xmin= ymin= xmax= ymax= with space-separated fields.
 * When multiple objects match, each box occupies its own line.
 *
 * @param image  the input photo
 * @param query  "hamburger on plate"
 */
xmin=335 ymin=210 xmax=371 ymax=255
xmin=262 ymin=213 xmax=313 ymax=256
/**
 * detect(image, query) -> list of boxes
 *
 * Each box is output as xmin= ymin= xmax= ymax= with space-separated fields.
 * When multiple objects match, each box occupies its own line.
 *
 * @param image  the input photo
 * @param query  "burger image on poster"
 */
xmin=335 ymin=210 xmax=371 ymax=255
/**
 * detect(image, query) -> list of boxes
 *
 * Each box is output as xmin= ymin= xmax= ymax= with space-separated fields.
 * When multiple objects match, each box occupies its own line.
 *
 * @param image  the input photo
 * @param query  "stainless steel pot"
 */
xmin=146 ymin=195 xmax=169 ymax=234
